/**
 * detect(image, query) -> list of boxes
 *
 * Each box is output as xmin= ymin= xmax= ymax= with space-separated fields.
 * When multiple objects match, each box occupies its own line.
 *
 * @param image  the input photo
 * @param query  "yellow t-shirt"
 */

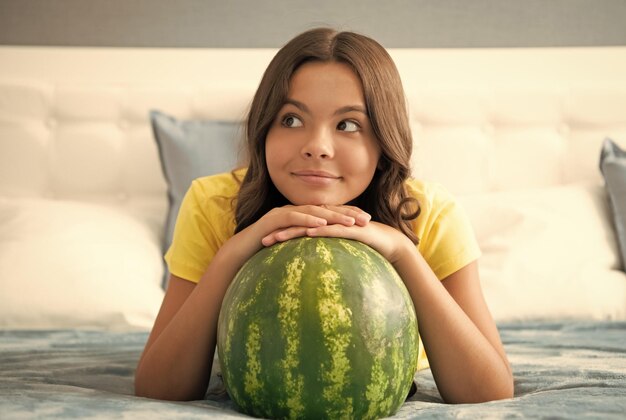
xmin=165 ymin=168 xmax=481 ymax=370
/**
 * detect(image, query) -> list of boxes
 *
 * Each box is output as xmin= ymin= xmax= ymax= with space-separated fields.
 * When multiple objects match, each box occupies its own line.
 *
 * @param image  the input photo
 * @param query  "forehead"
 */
xmin=287 ymin=61 xmax=365 ymax=103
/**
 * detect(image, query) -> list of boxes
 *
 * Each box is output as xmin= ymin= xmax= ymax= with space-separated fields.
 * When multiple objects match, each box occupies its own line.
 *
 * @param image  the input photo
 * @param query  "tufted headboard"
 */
xmin=2 ymin=46 xmax=626 ymax=324
xmin=1 ymin=46 xmax=626 ymax=231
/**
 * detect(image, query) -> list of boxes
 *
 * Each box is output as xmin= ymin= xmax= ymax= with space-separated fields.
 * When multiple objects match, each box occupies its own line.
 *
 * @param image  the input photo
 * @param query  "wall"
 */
xmin=1 ymin=0 xmax=625 ymax=48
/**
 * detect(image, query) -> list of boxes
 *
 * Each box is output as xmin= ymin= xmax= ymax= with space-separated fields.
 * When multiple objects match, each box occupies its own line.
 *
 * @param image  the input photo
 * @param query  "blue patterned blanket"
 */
xmin=1 ymin=321 xmax=625 ymax=419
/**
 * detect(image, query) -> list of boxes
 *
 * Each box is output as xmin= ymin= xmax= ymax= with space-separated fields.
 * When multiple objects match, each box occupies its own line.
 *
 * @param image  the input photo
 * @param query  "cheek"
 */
xmin=265 ymin=131 xmax=294 ymax=183
xmin=344 ymin=143 xmax=380 ymax=175
xmin=264 ymin=131 xmax=282 ymax=167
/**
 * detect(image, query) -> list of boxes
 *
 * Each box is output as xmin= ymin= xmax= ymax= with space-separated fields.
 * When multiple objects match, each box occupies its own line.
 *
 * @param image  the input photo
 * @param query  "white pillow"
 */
xmin=0 ymin=197 xmax=165 ymax=330
xmin=458 ymin=183 xmax=626 ymax=321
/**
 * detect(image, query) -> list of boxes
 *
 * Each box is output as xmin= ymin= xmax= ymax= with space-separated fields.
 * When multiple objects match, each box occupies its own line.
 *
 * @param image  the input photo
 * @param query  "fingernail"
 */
xmin=344 ymin=216 xmax=355 ymax=225
xmin=317 ymin=218 xmax=327 ymax=226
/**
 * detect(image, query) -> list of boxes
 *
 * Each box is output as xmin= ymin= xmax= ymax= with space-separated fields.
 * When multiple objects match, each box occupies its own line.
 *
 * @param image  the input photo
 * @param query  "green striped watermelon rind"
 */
xmin=217 ymin=237 xmax=419 ymax=420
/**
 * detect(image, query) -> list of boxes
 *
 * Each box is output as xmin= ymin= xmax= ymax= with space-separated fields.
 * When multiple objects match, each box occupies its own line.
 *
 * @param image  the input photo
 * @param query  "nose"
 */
xmin=301 ymin=127 xmax=334 ymax=159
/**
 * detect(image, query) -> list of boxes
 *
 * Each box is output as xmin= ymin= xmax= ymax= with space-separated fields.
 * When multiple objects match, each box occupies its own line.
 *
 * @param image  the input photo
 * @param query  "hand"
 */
xmin=259 ymin=204 xmax=371 ymax=246
xmin=221 ymin=204 xmax=371 ymax=273
xmin=305 ymin=219 xmax=414 ymax=265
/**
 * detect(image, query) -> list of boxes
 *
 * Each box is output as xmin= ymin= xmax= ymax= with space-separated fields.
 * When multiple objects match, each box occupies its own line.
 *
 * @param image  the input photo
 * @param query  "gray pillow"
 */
xmin=599 ymin=137 xmax=626 ymax=271
xmin=150 ymin=110 xmax=243 ymax=287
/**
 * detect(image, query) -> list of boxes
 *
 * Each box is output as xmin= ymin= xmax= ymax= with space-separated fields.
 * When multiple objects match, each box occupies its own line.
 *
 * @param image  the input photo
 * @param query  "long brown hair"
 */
xmin=234 ymin=27 xmax=420 ymax=243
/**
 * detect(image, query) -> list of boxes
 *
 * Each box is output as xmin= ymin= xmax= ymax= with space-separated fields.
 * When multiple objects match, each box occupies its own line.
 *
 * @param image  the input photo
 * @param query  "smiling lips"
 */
xmin=292 ymin=170 xmax=341 ymax=185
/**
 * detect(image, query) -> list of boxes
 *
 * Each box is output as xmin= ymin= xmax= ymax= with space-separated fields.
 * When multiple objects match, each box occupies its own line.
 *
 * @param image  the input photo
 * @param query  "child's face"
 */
xmin=265 ymin=61 xmax=381 ymax=206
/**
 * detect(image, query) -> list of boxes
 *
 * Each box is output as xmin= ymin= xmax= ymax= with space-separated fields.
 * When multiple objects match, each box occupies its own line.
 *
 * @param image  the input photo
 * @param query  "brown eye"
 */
xmin=337 ymin=120 xmax=359 ymax=132
xmin=282 ymin=115 xmax=303 ymax=128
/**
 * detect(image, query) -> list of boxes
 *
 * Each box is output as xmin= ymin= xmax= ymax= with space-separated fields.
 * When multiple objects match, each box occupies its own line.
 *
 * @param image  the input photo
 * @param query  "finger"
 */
xmin=262 ymin=226 xmax=309 ymax=247
xmin=319 ymin=205 xmax=371 ymax=226
xmin=278 ymin=210 xmax=328 ymax=229
xmin=291 ymin=205 xmax=357 ymax=227
xmin=306 ymin=223 xmax=364 ymax=241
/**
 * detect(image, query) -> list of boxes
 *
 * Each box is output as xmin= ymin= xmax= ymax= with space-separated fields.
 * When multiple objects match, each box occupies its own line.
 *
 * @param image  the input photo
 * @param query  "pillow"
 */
xmin=150 ymin=110 xmax=243 ymax=287
xmin=458 ymin=183 xmax=626 ymax=322
xmin=0 ymin=198 xmax=165 ymax=330
xmin=599 ymin=137 xmax=626 ymax=271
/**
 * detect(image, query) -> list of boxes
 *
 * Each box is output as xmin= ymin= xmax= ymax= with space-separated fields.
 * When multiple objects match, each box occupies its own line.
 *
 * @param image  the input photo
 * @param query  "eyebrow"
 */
xmin=284 ymin=98 xmax=368 ymax=117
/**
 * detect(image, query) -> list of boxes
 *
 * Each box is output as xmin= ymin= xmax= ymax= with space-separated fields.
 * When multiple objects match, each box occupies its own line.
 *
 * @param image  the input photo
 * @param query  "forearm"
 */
xmin=394 ymin=245 xmax=513 ymax=403
xmin=135 ymin=244 xmax=242 ymax=400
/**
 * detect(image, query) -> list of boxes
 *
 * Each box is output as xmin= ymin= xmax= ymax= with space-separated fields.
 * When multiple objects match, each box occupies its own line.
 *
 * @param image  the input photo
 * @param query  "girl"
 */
xmin=135 ymin=27 xmax=513 ymax=404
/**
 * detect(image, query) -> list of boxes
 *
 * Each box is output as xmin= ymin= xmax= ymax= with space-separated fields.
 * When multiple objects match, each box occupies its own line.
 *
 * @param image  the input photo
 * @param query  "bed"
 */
xmin=1 ymin=46 xmax=626 ymax=418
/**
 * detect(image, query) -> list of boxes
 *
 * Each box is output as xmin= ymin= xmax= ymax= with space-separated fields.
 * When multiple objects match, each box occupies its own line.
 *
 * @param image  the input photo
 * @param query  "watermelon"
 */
xmin=217 ymin=237 xmax=419 ymax=420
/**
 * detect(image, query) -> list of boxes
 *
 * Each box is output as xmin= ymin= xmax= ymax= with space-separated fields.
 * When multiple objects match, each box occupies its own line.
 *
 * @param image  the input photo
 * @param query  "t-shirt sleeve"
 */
xmin=164 ymin=179 xmax=226 ymax=283
xmin=417 ymin=184 xmax=482 ymax=280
